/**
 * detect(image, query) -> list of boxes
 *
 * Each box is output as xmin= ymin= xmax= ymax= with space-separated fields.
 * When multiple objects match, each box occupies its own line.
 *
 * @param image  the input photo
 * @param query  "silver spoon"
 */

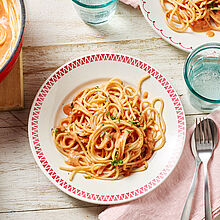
xmin=181 ymin=118 xmax=218 ymax=220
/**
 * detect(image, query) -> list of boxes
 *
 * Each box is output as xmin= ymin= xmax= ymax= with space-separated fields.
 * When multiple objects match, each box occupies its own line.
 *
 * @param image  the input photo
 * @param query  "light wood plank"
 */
xmin=23 ymin=0 xmax=159 ymax=47
xmin=0 ymin=206 xmax=220 ymax=220
xmin=0 ymin=111 xmax=24 ymax=127
xmin=0 ymin=206 xmax=106 ymax=220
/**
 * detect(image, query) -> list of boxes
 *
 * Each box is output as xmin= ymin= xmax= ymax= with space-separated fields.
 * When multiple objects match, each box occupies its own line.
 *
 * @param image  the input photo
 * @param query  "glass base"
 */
xmin=188 ymin=92 xmax=220 ymax=112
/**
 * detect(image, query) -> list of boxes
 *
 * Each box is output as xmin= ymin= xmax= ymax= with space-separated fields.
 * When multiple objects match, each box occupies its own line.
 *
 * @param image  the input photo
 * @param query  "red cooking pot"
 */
xmin=0 ymin=0 xmax=25 ymax=83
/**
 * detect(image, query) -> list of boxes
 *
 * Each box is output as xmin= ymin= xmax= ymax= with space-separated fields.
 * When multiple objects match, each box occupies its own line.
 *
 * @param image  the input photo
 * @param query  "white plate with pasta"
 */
xmin=139 ymin=0 xmax=220 ymax=52
xmin=28 ymin=53 xmax=186 ymax=204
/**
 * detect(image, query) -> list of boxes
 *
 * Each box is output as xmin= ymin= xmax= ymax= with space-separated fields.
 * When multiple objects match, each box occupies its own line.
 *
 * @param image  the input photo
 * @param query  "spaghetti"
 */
xmin=52 ymin=76 xmax=166 ymax=180
xmin=161 ymin=0 xmax=220 ymax=35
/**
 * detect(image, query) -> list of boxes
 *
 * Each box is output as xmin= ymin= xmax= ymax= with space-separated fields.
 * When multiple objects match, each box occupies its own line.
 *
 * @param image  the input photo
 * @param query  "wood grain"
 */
xmin=0 ymin=0 xmax=219 ymax=219
xmin=0 ymin=53 xmax=24 ymax=111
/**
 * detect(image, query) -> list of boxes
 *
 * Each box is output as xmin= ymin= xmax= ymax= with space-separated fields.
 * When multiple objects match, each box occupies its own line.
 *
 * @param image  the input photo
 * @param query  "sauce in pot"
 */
xmin=0 ymin=0 xmax=20 ymax=68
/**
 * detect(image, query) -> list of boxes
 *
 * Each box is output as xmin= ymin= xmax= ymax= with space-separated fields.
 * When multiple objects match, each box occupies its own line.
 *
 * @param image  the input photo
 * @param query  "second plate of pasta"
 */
xmin=139 ymin=0 xmax=220 ymax=52
xmin=28 ymin=53 xmax=186 ymax=204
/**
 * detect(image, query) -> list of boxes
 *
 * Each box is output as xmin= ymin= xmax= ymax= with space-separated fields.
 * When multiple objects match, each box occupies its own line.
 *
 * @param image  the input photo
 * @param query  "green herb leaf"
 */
xmin=95 ymin=86 xmax=99 ymax=89
xmin=70 ymin=102 xmax=74 ymax=108
xmin=127 ymin=130 xmax=131 ymax=134
xmin=111 ymin=148 xmax=121 ymax=167
xmin=118 ymin=118 xmax=121 ymax=123
xmin=110 ymin=115 xmax=116 ymax=120
xmin=100 ymin=131 xmax=105 ymax=138
xmin=128 ymin=119 xmax=143 ymax=127
xmin=106 ymin=111 xmax=110 ymax=116
xmin=84 ymin=176 xmax=92 ymax=179
xmin=105 ymin=95 xmax=110 ymax=102
xmin=210 ymin=0 xmax=216 ymax=8
xmin=115 ymin=148 xmax=119 ymax=157
xmin=111 ymin=158 xmax=119 ymax=167
xmin=55 ymin=128 xmax=59 ymax=133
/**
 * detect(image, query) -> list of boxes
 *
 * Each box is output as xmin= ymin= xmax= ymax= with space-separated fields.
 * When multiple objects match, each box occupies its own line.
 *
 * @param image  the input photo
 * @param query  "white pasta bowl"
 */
xmin=139 ymin=0 xmax=220 ymax=52
xmin=28 ymin=53 xmax=186 ymax=204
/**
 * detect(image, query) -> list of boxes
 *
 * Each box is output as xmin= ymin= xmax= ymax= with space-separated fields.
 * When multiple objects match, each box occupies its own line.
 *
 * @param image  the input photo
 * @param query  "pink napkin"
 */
xmin=119 ymin=0 xmax=139 ymax=8
xmin=99 ymin=109 xmax=220 ymax=220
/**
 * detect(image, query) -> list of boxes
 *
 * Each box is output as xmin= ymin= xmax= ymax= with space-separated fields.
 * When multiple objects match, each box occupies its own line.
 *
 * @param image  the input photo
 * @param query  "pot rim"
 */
xmin=0 ymin=0 xmax=26 ymax=74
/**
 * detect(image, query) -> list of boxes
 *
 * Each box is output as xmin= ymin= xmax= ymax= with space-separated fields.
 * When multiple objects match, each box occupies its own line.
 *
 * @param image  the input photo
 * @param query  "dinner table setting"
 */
xmin=0 ymin=0 xmax=220 ymax=219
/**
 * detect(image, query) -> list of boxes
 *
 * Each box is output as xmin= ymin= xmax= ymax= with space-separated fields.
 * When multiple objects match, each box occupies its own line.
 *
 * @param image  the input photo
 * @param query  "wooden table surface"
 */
xmin=0 ymin=0 xmax=219 ymax=219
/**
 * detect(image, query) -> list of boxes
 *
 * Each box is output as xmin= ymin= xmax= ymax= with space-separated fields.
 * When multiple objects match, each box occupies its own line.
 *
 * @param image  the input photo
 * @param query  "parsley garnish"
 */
xmin=111 ymin=159 xmax=119 ymax=167
xmin=55 ymin=128 xmax=59 ymax=133
xmin=110 ymin=114 xmax=117 ymax=120
xmin=95 ymin=86 xmax=99 ymax=89
xmin=210 ymin=0 xmax=216 ymax=8
xmin=115 ymin=148 xmax=119 ymax=157
xmin=100 ymin=131 xmax=105 ymax=137
xmin=106 ymin=111 xmax=110 ymax=116
xmin=70 ymin=102 xmax=74 ymax=108
xmin=128 ymin=119 xmax=143 ymax=127
xmin=105 ymin=95 xmax=110 ymax=102
xmin=118 ymin=118 xmax=121 ymax=123
xmin=111 ymin=148 xmax=123 ymax=167
xmin=84 ymin=176 xmax=92 ymax=179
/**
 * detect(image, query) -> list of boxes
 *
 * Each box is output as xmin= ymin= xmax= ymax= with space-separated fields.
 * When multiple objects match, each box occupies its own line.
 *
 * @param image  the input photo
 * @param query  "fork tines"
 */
xmin=195 ymin=118 xmax=213 ymax=151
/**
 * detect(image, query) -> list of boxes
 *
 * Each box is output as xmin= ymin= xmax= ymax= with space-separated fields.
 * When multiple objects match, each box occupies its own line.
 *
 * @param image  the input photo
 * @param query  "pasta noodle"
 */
xmin=0 ymin=0 xmax=20 ymax=68
xmin=52 ymin=76 xmax=166 ymax=180
xmin=161 ymin=0 xmax=220 ymax=35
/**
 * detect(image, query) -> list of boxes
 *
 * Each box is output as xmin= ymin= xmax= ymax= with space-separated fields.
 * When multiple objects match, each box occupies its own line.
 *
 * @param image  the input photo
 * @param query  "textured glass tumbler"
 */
xmin=184 ymin=43 xmax=220 ymax=111
xmin=72 ymin=0 xmax=118 ymax=25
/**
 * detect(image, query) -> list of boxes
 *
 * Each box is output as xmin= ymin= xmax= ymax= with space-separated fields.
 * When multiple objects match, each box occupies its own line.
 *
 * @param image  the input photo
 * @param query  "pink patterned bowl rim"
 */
xmin=28 ymin=53 xmax=186 ymax=204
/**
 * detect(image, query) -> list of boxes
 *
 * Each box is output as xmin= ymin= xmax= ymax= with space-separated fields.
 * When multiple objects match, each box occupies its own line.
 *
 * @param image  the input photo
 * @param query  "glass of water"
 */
xmin=184 ymin=43 xmax=220 ymax=111
xmin=72 ymin=0 xmax=118 ymax=25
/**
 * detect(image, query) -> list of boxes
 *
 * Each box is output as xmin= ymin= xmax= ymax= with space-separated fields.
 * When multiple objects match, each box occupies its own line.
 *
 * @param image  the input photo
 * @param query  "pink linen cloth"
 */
xmin=99 ymin=109 xmax=220 ymax=220
xmin=119 ymin=0 xmax=139 ymax=8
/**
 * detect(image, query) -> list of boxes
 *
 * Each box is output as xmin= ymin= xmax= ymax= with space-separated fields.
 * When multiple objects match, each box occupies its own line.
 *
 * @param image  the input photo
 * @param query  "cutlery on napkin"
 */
xmin=99 ymin=109 xmax=220 ymax=220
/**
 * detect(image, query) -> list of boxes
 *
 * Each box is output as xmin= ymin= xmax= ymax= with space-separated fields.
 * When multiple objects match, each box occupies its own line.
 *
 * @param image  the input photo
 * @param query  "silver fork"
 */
xmin=195 ymin=118 xmax=214 ymax=220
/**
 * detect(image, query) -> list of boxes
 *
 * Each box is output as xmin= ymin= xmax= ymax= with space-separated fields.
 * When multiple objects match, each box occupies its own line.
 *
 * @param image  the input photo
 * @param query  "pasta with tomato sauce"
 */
xmin=52 ymin=76 xmax=166 ymax=181
xmin=161 ymin=0 xmax=220 ymax=36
